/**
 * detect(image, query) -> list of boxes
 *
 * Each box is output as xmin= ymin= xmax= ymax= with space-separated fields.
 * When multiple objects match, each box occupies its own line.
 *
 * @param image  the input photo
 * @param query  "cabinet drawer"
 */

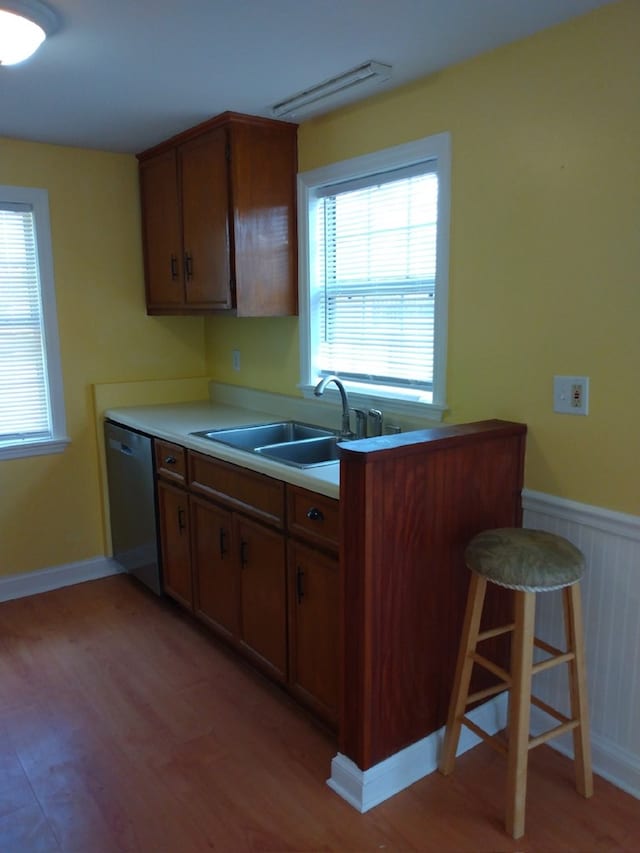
xmin=287 ymin=486 xmax=339 ymax=551
xmin=155 ymin=440 xmax=187 ymax=483
xmin=189 ymin=451 xmax=285 ymax=528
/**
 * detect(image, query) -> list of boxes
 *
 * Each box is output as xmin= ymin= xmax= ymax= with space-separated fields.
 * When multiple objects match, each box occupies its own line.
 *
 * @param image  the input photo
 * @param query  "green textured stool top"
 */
xmin=465 ymin=528 xmax=585 ymax=592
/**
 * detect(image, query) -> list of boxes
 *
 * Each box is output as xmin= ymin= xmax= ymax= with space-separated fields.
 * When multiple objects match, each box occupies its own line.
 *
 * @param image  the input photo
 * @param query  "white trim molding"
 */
xmin=328 ymin=694 xmax=508 ymax=812
xmin=523 ymin=489 xmax=640 ymax=800
xmin=0 ymin=556 xmax=123 ymax=603
xmin=297 ymin=133 xmax=451 ymax=421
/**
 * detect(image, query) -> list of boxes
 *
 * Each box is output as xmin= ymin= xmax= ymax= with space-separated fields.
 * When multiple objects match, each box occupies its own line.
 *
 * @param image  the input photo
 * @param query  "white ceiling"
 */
xmin=0 ymin=0 xmax=616 ymax=154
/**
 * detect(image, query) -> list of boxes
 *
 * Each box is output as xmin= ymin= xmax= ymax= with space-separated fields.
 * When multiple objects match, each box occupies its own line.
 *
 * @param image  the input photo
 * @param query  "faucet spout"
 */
xmin=313 ymin=375 xmax=354 ymax=439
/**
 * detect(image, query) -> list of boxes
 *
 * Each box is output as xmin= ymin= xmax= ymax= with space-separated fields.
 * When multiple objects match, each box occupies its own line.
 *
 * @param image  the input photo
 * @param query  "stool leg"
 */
xmin=563 ymin=583 xmax=594 ymax=798
xmin=439 ymin=573 xmax=487 ymax=775
xmin=505 ymin=589 xmax=535 ymax=840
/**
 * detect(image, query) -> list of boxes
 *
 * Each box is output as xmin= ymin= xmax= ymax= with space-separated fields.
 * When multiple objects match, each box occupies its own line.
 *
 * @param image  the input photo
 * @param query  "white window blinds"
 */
xmin=0 ymin=202 xmax=52 ymax=442
xmin=314 ymin=164 xmax=438 ymax=391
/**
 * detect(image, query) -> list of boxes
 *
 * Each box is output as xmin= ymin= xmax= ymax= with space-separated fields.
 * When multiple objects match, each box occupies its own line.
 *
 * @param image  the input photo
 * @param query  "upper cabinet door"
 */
xmin=230 ymin=121 xmax=298 ymax=317
xmin=138 ymin=112 xmax=298 ymax=316
xmin=179 ymin=128 xmax=232 ymax=310
xmin=139 ymin=149 xmax=183 ymax=309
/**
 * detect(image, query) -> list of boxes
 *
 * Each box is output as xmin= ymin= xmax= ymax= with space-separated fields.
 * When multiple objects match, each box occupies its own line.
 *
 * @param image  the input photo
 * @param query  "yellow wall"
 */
xmin=206 ymin=0 xmax=639 ymax=515
xmin=0 ymin=139 xmax=207 ymax=576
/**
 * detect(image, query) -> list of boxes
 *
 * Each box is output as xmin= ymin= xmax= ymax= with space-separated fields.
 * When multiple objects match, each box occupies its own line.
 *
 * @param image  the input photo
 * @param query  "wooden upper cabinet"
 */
xmin=180 ymin=128 xmax=231 ymax=309
xmin=137 ymin=112 xmax=298 ymax=317
xmin=139 ymin=150 xmax=183 ymax=308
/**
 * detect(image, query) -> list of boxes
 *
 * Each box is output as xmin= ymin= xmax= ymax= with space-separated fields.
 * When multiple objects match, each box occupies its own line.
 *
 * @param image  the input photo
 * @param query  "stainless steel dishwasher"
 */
xmin=104 ymin=419 xmax=162 ymax=595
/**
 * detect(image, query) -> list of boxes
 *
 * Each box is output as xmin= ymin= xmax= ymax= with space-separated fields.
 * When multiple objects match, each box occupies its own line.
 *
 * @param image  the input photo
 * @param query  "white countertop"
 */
xmin=105 ymin=400 xmax=341 ymax=499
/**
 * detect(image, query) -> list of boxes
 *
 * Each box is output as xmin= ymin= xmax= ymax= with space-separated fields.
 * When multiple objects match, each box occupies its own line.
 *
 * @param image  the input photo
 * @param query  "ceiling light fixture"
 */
xmin=271 ymin=60 xmax=392 ymax=119
xmin=0 ymin=0 xmax=60 ymax=66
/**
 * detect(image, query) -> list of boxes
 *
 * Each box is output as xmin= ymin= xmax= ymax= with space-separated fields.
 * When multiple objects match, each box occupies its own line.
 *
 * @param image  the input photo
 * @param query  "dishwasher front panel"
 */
xmin=104 ymin=420 xmax=161 ymax=595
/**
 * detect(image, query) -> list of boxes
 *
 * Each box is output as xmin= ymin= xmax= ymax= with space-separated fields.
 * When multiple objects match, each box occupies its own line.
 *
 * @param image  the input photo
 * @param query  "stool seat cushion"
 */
xmin=465 ymin=528 xmax=584 ymax=591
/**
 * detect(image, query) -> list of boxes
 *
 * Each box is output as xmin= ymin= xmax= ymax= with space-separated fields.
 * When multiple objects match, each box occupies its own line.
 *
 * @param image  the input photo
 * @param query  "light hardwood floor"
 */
xmin=0 ymin=575 xmax=637 ymax=852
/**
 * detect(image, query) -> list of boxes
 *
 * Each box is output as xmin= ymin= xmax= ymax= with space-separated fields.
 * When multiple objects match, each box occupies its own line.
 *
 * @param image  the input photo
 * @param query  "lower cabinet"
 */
xmin=156 ymin=479 xmax=193 ymax=610
xmin=288 ymin=541 xmax=339 ymax=726
xmin=236 ymin=515 xmax=287 ymax=680
xmin=155 ymin=442 xmax=338 ymax=725
xmin=191 ymin=496 xmax=238 ymax=640
xmin=190 ymin=496 xmax=287 ymax=681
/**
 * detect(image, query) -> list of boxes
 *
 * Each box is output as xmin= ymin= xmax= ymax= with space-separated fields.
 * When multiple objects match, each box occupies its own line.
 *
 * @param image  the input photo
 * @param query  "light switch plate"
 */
xmin=553 ymin=375 xmax=589 ymax=415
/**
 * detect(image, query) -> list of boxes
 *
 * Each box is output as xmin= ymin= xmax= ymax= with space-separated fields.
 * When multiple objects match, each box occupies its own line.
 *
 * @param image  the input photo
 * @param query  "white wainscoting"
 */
xmin=330 ymin=489 xmax=640 ymax=811
xmin=0 ymin=556 xmax=123 ymax=603
xmin=522 ymin=489 xmax=640 ymax=799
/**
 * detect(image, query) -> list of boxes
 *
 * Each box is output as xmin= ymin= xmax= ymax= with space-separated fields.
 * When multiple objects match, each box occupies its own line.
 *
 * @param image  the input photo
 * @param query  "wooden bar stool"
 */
xmin=439 ymin=528 xmax=593 ymax=840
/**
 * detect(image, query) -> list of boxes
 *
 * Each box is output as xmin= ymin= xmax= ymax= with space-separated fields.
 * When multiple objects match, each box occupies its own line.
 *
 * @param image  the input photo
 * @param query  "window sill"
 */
xmin=0 ymin=436 xmax=70 ymax=460
xmin=299 ymin=384 xmax=447 ymax=423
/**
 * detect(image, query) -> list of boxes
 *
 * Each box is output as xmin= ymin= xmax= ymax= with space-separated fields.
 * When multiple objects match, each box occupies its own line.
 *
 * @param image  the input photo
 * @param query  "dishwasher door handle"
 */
xmin=108 ymin=437 xmax=133 ymax=455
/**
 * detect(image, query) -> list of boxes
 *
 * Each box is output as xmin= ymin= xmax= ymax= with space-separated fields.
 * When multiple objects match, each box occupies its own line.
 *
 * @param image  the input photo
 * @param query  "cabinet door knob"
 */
xmin=306 ymin=507 xmax=324 ymax=521
xmin=164 ymin=455 xmax=176 ymax=465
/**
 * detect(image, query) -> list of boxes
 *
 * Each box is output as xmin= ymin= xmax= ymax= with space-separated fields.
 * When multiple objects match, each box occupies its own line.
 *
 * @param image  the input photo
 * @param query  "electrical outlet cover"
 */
xmin=553 ymin=375 xmax=589 ymax=415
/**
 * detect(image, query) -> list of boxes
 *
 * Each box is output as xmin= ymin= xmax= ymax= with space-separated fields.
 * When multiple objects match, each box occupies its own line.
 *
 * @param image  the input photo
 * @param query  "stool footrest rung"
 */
xmin=534 ymin=636 xmax=565 ymax=656
xmin=532 ymin=650 xmax=575 ymax=675
xmin=531 ymin=694 xmax=570 ymax=723
xmin=467 ymin=682 xmax=509 ymax=705
xmin=477 ymin=623 xmax=515 ymax=641
xmin=471 ymin=652 xmax=511 ymax=684
xmin=461 ymin=716 xmax=508 ymax=756
xmin=528 ymin=719 xmax=579 ymax=750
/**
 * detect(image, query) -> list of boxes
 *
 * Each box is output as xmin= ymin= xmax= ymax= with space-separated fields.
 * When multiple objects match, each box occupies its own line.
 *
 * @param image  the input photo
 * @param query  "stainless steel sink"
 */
xmin=256 ymin=436 xmax=340 ymax=468
xmin=190 ymin=420 xmax=342 ymax=468
xmin=192 ymin=421 xmax=336 ymax=450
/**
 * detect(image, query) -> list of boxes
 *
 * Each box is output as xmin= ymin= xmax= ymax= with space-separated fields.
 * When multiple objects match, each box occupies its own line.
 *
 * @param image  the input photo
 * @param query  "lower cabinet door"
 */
xmin=288 ymin=541 xmax=339 ymax=726
xmin=191 ymin=495 xmax=239 ymax=641
xmin=236 ymin=516 xmax=287 ymax=681
xmin=157 ymin=480 xmax=192 ymax=609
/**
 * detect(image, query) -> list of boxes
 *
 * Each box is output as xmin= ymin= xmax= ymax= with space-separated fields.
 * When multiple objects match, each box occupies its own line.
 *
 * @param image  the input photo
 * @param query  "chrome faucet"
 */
xmin=313 ymin=375 xmax=354 ymax=439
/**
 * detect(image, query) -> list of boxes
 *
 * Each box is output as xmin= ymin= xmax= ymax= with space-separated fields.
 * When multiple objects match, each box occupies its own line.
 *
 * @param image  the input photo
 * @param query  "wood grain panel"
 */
xmin=189 ymin=451 xmax=285 ymax=528
xmin=230 ymin=118 xmax=298 ymax=316
xmin=339 ymin=420 xmax=527 ymax=770
xmin=0 ymin=575 xmax=637 ymax=850
xmin=286 ymin=485 xmax=339 ymax=551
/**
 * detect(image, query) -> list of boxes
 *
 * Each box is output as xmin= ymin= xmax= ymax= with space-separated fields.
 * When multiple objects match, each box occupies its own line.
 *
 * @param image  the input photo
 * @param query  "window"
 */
xmin=0 ymin=186 xmax=68 ymax=459
xmin=298 ymin=133 xmax=450 ymax=417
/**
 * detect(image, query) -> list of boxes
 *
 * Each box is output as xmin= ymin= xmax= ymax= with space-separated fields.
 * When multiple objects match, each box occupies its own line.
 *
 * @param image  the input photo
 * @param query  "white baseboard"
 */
xmin=0 ymin=556 xmax=123 ymax=603
xmin=327 ymin=693 xmax=508 ymax=812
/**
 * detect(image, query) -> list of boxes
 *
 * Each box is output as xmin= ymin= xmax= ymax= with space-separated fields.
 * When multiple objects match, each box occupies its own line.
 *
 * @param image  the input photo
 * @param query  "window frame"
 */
xmin=297 ymin=132 xmax=451 ymax=420
xmin=0 ymin=185 xmax=69 ymax=460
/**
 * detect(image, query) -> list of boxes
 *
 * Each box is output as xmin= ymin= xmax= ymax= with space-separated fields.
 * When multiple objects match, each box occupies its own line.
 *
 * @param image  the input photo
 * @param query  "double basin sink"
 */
xmin=191 ymin=421 xmax=343 ymax=469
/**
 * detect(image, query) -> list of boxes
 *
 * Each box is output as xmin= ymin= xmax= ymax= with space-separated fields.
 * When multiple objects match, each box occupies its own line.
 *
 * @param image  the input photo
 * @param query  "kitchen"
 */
xmin=1 ymin=0 xmax=639 ymax=849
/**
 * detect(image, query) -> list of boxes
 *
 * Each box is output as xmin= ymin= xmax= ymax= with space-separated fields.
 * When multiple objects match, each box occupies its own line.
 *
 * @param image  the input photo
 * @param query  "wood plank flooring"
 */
xmin=0 ymin=574 xmax=638 ymax=852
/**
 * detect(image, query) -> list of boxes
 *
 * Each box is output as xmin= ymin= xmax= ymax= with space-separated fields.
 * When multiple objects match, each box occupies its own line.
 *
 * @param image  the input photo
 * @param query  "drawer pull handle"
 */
xmin=164 ymin=455 xmax=177 ymax=465
xmin=240 ymin=539 xmax=248 ymax=568
xmin=306 ymin=507 xmax=324 ymax=521
xmin=177 ymin=507 xmax=186 ymax=533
